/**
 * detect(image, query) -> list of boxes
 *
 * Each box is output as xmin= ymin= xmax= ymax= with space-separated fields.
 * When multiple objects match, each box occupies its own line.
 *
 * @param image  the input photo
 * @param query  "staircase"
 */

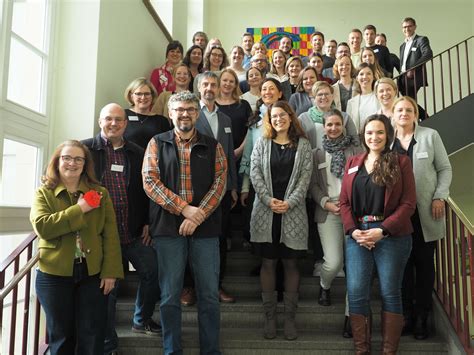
xmin=115 ymin=235 xmax=448 ymax=354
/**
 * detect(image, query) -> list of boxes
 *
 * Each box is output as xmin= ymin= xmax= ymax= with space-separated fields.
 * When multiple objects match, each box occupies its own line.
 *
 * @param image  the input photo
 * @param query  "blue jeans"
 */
xmin=36 ymin=262 xmax=107 ymax=355
xmin=345 ymin=221 xmax=412 ymax=316
xmin=104 ymin=238 xmax=159 ymax=353
xmin=153 ymin=236 xmax=221 ymax=355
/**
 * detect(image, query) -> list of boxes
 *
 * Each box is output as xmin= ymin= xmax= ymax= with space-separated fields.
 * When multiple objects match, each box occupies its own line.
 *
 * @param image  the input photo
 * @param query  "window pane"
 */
xmin=12 ymin=0 xmax=46 ymax=50
xmin=0 ymin=139 xmax=39 ymax=207
xmin=7 ymin=38 xmax=44 ymax=112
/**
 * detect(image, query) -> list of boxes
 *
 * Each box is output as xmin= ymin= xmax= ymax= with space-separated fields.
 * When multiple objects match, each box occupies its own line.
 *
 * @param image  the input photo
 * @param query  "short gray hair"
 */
xmin=197 ymin=71 xmax=219 ymax=88
xmin=167 ymin=91 xmax=200 ymax=110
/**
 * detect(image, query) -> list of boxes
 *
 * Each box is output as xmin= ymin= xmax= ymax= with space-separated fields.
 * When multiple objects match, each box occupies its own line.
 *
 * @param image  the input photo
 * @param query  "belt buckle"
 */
xmin=362 ymin=216 xmax=370 ymax=223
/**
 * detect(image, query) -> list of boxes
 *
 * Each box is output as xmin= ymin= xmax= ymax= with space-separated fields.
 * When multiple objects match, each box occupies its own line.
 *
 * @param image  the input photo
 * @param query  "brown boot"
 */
xmin=350 ymin=313 xmax=371 ymax=354
xmin=381 ymin=311 xmax=404 ymax=354
xmin=261 ymin=291 xmax=277 ymax=339
xmin=283 ymin=292 xmax=298 ymax=340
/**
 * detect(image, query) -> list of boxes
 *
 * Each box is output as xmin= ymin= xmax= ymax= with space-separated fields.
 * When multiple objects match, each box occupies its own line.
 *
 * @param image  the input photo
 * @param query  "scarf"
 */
xmin=308 ymin=106 xmax=324 ymax=124
xmin=322 ymin=134 xmax=353 ymax=178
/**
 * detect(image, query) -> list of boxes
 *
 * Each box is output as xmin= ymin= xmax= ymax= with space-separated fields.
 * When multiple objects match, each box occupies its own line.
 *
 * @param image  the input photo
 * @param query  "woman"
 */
xmin=346 ymin=63 xmax=381 ymax=132
xmin=285 ymin=56 xmax=304 ymax=94
xmin=194 ymin=45 xmax=229 ymax=93
xmin=251 ymin=41 xmax=268 ymax=57
xmin=204 ymin=37 xmax=222 ymax=56
xmin=361 ymin=47 xmax=387 ymax=80
xmin=289 ymin=66 xmax=317 ymax=116
xmin=182 ymin=45 xmax=204 ymax=84
xmin=228 ymin=45 xmax=247 ymax=82
xmin=150 ymin=40 xmax=183 ymax=95
xmin=311 ymin=109 xmax=361 ymax=307
xmin=152 ymin=65 xmax=192 ymax=119
xmin=250 ymin=101 xmax=312 ymax=341
xmin=267 ymin=49 xmax=288 ymax=83
xmin=307 ymin=52 xmax=333 ymax=84
xmin=299 ymin=81 xmax=359 ymax=150
xmin=123 ymin=77 xmax=171 ymax=149
xmin=340 ymin=114 xmax=416 ymax=354
xmin=391 ymin=96 xmax=452 ymax=340
xmin=216 ymin=68 xmax=253 ymax=160
xmin=332 ymin=55 xmax=357 ymax=112
xmin=31 ymin=140 xmax=123 ymax=355
xmin=240 ymin=67 xmax=264 ymax=111
xmin=375 ymin=77 xmax=398 ymax=119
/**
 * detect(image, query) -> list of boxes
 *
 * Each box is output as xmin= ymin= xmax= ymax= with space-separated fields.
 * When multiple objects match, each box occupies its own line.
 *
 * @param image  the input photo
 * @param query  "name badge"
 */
xmin=128 ymin=115 xmax=139 ymax=121
xmin=160 ymin=74 xmax=168 ymax=82
xmin=257 ymin=120 xmax=263 ymax=127
xmin=318 ymin=162 xmax=328 ymax=169
xmin=111 ymin=164 xmax=124 ymax=172
xmin=224 ymin=127 xmax=232 ymax=134
xmin=348 ymin=166 xmax=359 ymax=174
xmin=374 ymin=48 xmax=379 ymax=53
xmin=416 ymin=152 xmax=428 ymax=159
xmin=411 ymin=47 xmax=417 ymax=52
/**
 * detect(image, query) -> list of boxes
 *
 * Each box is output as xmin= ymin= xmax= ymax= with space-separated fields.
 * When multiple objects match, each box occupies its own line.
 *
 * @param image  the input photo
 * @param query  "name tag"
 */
xmin=257 ymin=120 xmax=263 ymax=127
xmin=374 ymin=48 xmax=379 ymax=53
xmin=224 ymin=127 xmax=232 ymax=134
xmin=111 ymin=164 xmax=124 ymax=172
xmin=318 ymin=162 xmax=328 ymax=169
xmin=160 ymin=74 xmax=168 ymax=82
xmin=411 ymin=47 xmax=417 ymax=52
xmin=416 ymin=152 xmax=428 ymax=159
xmin=128 ymin=115 xmax=139 ymax=121
xmin=348 ymin=166 xmax=359 ymax=174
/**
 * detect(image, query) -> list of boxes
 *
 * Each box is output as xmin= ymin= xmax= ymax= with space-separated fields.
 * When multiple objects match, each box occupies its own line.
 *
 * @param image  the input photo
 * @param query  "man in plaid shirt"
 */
xmin=142 ymin=91 xmax=227 ymax=355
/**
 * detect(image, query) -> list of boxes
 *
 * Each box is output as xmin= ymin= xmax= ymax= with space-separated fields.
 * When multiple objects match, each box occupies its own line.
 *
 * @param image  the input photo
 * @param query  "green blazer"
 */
xmin=30 ymin=179 xmax=124 ymax=279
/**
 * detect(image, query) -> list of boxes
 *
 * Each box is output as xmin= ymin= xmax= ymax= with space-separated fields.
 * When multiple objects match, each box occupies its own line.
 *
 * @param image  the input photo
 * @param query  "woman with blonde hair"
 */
xmin=285 ymin=56 xmax=304 ymax=94
xmin=375 ymin=78 xmax=398 ymax=119
xmin=332 ymin=55 xmax=357 ymax=112
xmin=228 ymin=45 xmax=247 ymax=82
xmin=267 ymin=49 xmax=288 ymax=82
xmin=361 ymin=47 xmax=387 ymax=80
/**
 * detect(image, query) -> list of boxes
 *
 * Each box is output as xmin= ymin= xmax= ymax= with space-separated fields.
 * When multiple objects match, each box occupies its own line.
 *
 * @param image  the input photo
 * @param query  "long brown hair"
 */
xmin=41 ymin=140 xmax=99 ymax=189
xmin=361 ymin=114 xmax=400 ymax=188
xmin=263 ymin=101 xmax=307 ymax=148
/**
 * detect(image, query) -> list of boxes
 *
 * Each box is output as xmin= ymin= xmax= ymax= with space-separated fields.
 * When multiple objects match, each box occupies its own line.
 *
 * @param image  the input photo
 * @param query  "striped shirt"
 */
xmin=142 ymin=129 xmax=227 ymax=219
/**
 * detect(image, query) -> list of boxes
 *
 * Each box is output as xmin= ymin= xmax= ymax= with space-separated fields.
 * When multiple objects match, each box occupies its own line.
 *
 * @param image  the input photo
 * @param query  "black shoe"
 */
xmin=414 ymin=317 xmax=429 ymax=340
xmin=342 ymin=316 xmax=353 ymax=338
xmin=318 ymin=287 xmax=331 ymax=306
xmin=132 ymin=319 xmax=162 ymax=336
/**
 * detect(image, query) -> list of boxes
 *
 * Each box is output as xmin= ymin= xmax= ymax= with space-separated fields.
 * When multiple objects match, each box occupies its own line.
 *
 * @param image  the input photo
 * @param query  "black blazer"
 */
xmin=399 ymin=34 xmax=433 ymax=88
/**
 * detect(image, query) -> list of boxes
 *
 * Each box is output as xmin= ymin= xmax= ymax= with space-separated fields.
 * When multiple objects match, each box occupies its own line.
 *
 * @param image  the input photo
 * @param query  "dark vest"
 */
xmin=148 ymin=130 xmax=222 ymax=238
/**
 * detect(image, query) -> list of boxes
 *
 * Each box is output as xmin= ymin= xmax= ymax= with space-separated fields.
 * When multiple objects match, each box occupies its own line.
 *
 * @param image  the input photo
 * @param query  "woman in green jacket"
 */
xmin=30 ymin=140 xmax=123 ymax=355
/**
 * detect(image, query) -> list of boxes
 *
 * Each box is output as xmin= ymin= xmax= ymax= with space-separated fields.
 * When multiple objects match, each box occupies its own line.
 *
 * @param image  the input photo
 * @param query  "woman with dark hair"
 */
xmin=340 ymin=114 xmax=416 ymax=354
xmin=240 ymin=67 xmax=264 ymax=111
xmin=150 ymin=40 xmax=184 ymax=95
xmin=31 ymin=140 xmax=123 ymax=355
xmin=182 ymin=45 xmax=204 ymax=82
xmin=289 ymin=66 xmax=318 ymax=116
xmin=332 ymin=55 xmax=357 ymax=112
xmin=391 ymin=96 xmax=452 ymax=340
xmin=123 ymin=77 xmax=171 ymax=148
xmin=307 ymin=52 xmax=333 ymax=84
xmin=250 ymin=101 xmax=312 ymax=341
xmin=194 ymin=45 xmax=229 ymax=93
xmin=346 ymin=63 xmax=381 ymax=132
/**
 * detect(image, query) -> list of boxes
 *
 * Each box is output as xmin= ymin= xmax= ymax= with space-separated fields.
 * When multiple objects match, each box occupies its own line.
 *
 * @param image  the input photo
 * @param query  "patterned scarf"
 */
xmin=322 ymin=134 xmax=353 ymax=178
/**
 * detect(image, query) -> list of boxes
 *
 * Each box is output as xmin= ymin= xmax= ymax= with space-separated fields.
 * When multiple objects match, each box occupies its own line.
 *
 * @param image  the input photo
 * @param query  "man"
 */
xmin=82 ymin=103 xmax=160 ymax=355
xmin=348 ymin=29 xmax=362 ymax=68
xmin=143 ymin=91 xmax=227 ymax=355
xmin=308 ymin=31 xmax=335 ymax=69
xmin=399 ymin=17 xmax=433 ymax=99
xmin=322 ymin=42 xmax=351 ymax=80
xmin=325 ymin=39 xmax=337 ymax=59
xmin=279 ymin=35 xmax=293 ymax=58
xmin=242 ymin=32 xmax=254 ymax=70
xmin=196 ymin=71 xmax=238 ymax=303
xmin=363 ymin=24 xmax=392 ymax=74
xmin=192 ymin=31 xmax=208 ymax=49
xmin=376 ymin=33 xmax=401 ymax=76
xmin=239 ymin=53 xmax=269 ymax=94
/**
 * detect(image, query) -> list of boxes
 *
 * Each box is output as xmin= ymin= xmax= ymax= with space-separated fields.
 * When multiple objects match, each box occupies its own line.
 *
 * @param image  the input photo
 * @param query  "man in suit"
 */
xmin=196 ymin=71 xmax=238 ymax=303
xmin=398 ymin=17 xmax=433 ymax=99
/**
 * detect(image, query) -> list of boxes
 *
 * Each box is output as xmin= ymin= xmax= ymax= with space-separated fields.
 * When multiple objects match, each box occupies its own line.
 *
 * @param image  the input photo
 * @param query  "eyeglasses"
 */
xmin=270 ymin=112 xmax=289 ymax=120
xmin=61 ymin=155 xmax=86 ymax=165
xmin=172 ymin=107 xmax=198 ymax=114
xmin=316 ymin=92 xmax=332 ymax=98
xmin=253 ymin=59 xmax=266 ymax=63
xmin=101 ymin=116 xmax=126 ymax=123
xmin=133 ymin=92 xmax=152 ymax=97
xmin=211 ymin=52 xmax=224 ymax=58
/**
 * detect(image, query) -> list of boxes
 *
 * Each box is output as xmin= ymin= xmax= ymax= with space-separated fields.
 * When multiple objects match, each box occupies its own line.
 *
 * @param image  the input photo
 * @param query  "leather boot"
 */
xmin=261 ymin=291 xmax=277 ymax=339
xmin=350 ymin=313 xmax=371 ymax=354
xmin=381 ymin=311 xmax=404 ymax=354
xmin=283 ymin=292 xmax=298 ymax=340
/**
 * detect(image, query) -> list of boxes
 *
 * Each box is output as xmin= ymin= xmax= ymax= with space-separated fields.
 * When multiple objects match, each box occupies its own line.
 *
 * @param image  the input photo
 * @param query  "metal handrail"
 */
xmin=0 ymin=252 xmax=39 ymax=301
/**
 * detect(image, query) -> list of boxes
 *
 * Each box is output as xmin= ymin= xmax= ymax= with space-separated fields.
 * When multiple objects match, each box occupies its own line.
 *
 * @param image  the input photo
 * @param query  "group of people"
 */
xmin=30 ymin=16 xmax=452 ymax=355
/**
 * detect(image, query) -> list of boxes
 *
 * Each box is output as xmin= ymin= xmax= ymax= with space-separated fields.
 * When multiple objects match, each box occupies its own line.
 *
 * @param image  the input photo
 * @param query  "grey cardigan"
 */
xmin=250 ymin=137 xmax=313 ymax=250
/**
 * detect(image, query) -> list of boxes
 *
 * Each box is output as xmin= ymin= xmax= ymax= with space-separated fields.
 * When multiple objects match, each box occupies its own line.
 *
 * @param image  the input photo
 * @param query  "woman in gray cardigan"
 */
xmin=391 ymin=96 xmax=452 ymax=340
xmin=250 ymin=101 xmax=313 ymax=341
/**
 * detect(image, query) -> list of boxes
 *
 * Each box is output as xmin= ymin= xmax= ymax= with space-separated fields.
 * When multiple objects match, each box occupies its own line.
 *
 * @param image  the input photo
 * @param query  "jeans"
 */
xmin=153 ymin=236 xmax=221 ymax=355
xmin=36 ymin=262 xmax=107 ymax=355
xmin=345 ymin=221 xmax=412 ymax=316
xmin=104 ymin=239 xmax=159 ymax=353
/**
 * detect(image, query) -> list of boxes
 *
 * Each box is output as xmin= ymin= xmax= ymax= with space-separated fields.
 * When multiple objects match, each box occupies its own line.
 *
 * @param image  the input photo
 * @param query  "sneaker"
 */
xmin=132 ymin=319 xmax=162 ymax=336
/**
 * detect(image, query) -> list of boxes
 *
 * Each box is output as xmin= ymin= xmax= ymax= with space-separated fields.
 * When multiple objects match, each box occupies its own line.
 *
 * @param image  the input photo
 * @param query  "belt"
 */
xmin=357 ymin=215 xmax=384 ymax=223
xmin=74 ymin=257 xmax=84 ymax=264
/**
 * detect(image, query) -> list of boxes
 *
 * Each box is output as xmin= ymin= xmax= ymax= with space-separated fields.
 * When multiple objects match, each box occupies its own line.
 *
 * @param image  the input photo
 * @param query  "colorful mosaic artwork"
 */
xmin=246 ymin=26 xmax=316 ymax=57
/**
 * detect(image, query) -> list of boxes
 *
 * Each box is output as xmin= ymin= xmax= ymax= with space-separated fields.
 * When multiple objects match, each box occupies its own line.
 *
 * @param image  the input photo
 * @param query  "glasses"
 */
xmin=133 ymin=92 xmax=152 ymax=97
xmin=271 ymin=112 xmax=289 ymax=120
xmin=253 ymin=59 xmax=266 ymax=63
xmin=316 ymin=92 xmax=332 ymax=98
xmin=61 ymin=155 xmax=86 ymax=165
xmin=211 ymin=52 xmax=223 ymax=58
xmin=172 ymin=107 xmax=198 ymax=114
xmin=101 ymin=116 xmax=126 ymax=123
